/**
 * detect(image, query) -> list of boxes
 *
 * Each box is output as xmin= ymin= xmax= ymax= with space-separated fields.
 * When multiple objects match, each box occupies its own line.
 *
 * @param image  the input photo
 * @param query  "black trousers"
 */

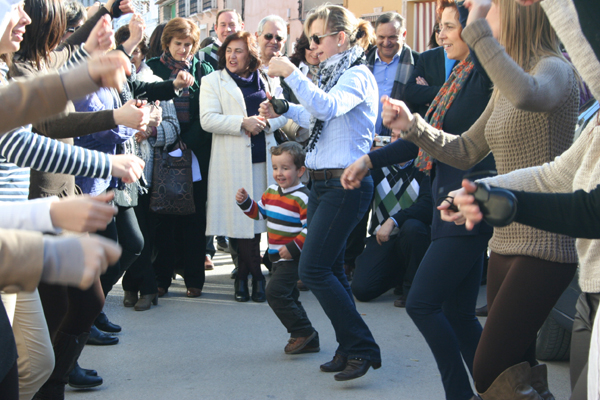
xmin=122 ymin=193 xmax=159 ymax=295
xmin=351 ymin=219 xmax=431 ymax=302
xmin=266 ymin=259 xmax=315 ymax=338
xmin=154 ymin=180 xmax=207 ymax=290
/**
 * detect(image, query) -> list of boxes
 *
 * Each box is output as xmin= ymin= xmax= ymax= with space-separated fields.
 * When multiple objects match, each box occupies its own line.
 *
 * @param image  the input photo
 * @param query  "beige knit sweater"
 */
xmin=479 ymin=0 xmax=600 ymax=293
xmin=401 ymin=18 xmax=579 ymax=263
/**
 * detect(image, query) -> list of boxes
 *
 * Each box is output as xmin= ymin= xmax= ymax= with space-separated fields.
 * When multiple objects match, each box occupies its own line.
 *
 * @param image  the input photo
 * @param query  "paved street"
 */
xmin=69 ymin=249 xmax=571 ymax=400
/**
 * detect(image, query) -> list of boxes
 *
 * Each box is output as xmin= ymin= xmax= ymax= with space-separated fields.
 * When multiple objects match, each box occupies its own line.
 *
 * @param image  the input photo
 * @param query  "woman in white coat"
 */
xmin=200 ymin=31 xmax=286 ymax=302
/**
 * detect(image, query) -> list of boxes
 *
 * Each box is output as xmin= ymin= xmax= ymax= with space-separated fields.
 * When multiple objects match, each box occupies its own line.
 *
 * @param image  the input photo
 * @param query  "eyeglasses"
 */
xmin=66 ymin=26 xmax=80 ymax=33
xmin=310 ymin=31 xmax=339 ymax=45
xmin=263 ymin=33 xmax=284 ymax=43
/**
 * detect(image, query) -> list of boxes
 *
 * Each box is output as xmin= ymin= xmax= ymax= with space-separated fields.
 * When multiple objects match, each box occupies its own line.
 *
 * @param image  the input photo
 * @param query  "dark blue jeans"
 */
xmin=405 ymin=234 xmax=491 ymax=400
xmin=298 ymin=176 xmax=381 ymax=363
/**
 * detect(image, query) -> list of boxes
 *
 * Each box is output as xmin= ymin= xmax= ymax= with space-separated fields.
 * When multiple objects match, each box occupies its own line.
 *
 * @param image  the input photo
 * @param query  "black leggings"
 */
xmin=472 ymin=252 xmax=577 ymax=392
xmin=99 ymin=207 xmax=144 ymax=296
xmin=122 ymin=194 xmax=159 ymax=295
xmin=38 ymin=279 xmax=104 ymax=339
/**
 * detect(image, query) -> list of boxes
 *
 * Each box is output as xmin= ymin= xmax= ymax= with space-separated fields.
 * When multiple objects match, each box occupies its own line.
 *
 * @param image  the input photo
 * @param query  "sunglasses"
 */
xmin=263 ymin=33 xmax=284 ymax=43
xmin=310 ymin=31 xmax=339 ymax=45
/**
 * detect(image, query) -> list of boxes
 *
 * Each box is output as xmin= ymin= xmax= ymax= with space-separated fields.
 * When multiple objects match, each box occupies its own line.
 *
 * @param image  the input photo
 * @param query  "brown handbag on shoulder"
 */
xmin=148 ymin=139 xmax=196 ymax=215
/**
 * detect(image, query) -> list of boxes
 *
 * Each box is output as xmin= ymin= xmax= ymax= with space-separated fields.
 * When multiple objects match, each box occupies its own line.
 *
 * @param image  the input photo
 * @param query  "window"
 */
xmin=178 ymin=0 xmax=186 ymax=17
xmin=189 ymin=0 xmax=197 ymax=15
xmin=162 ymin=4 xmax=172 ymax=22
xmin=202 ymin=0 xmax=216 ymax=11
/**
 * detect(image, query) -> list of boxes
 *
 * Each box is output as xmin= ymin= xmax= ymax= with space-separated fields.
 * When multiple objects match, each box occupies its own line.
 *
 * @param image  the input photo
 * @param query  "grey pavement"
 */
xmin=69 ymin=250 xmax=571 ymax=400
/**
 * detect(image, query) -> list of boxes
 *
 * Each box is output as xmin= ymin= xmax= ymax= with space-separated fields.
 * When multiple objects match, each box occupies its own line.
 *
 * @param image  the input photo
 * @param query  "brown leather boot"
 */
xmin=478 ymin=362 xmax=543 ymax=400
xmin=531 ymin=364 xmax=555 ymax=400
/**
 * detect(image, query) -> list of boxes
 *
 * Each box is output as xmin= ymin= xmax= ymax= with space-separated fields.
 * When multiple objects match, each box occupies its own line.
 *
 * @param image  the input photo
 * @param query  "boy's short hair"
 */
xmin=270 ymin=142 xmax=305 ymax=170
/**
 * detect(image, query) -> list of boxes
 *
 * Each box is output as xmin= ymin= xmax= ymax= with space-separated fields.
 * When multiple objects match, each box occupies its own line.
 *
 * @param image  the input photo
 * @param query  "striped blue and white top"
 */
xmin=0 ymin=55 xmax=112 ymax=202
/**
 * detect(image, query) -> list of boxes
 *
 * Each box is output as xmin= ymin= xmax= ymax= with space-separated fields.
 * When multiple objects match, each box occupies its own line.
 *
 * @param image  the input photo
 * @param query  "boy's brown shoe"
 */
xmin=284 ymin=331 xmax=320 ymax=354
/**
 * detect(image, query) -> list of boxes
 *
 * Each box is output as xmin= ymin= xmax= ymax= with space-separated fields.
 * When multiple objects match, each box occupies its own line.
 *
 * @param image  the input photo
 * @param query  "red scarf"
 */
xmin=414 ymin=55 xmax=475 ymax=172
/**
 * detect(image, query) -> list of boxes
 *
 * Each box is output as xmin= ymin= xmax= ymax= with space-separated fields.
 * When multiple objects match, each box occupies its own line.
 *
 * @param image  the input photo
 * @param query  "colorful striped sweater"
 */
xmin=238 ymin=183 xmax=309 ymax=262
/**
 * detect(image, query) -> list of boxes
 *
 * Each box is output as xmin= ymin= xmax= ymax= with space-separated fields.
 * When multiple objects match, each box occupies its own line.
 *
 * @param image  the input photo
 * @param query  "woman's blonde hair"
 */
xmin=304 ymin=4 xmax=374 ymax=51
xmin=496 ymin=0 xmax=563 ymax=71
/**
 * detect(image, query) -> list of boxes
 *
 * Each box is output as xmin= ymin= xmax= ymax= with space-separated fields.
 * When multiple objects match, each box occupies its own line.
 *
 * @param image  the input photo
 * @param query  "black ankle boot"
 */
xmin=251 ymin=279 xmax=266 ymax=302
xmin=234 ymin=279 xmax=249 ymax=302
xmin=68 ymin=362 xmax=103 ymax=389
xmin=87 ymin=326 xmax=118 ymax=346
xmin=33 ymin=331 xmax=90 ymax=400
xmin=94 ymin=311 xmax=121 ymax=333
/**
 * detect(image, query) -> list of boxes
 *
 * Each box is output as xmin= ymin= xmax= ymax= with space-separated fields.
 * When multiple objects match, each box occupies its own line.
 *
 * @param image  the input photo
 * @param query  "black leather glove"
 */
xmin=270 ymin=98 xmax=289 ymax=115
xmin=472 ymin=182 xmax=518 ymax=227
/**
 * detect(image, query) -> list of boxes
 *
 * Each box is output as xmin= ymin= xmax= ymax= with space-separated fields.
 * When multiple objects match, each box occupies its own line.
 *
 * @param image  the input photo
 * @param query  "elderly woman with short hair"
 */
xmin=147 ymin=17 xmax=213 ymax=298
xmin=201 ymin=31 xmax=286 ymax=303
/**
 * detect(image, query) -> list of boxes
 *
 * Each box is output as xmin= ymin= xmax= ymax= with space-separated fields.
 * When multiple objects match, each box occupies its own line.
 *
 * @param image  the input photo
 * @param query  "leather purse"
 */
xmin=148 ymin=139 xmax=196 ymax=215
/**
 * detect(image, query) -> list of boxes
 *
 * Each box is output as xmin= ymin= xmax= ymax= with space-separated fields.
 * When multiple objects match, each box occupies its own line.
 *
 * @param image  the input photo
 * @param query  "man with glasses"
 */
xmin=367 ymin=12 xmax=419 ymax=133
xmin=197 ymin=9 xmax=244 ymax=70
xmin=255 ymin=15 xmax=287 ymax=70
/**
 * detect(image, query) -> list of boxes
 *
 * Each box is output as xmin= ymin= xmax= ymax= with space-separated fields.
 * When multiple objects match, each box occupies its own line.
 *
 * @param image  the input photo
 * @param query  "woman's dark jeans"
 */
xmin=405 ymin=233 xmax=491 ymax=400
xmin=298 ymin=176 xmax=381 ymax=362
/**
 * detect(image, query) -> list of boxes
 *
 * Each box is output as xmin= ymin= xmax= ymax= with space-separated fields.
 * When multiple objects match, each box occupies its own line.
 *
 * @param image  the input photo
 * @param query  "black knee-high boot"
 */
xmin=33 ymin=331 xmax=89 ymax=400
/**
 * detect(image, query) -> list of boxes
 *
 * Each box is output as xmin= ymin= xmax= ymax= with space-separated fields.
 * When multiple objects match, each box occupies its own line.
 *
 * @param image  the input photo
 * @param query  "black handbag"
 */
xmin=148 ymin=139 xmax=196 ymax=215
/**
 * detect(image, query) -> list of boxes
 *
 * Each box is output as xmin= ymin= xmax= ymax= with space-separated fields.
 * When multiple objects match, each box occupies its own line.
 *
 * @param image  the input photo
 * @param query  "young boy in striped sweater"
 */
xmin=236 ymin=142 xmax=319 ymax=355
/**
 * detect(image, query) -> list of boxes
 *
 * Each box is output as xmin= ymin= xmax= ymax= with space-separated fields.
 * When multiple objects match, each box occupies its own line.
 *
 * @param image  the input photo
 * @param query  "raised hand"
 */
xmin=87 ymin=51 xmax=131 ymax=91
xmin=173 ymin=70 xmax=195 ymax=89
xmin=114 ymin=99 xmax=150 ymax=131
xmin=108 ymin=154 xmax=145 ymax=183
xmin=84 ymin=15 xmax=114 ymax=55
xmin=236 ymin=188 xmax=249 ymax=203
xmin=121 ymin=13 xmax=145 ymax=55
xmin=267 ymin=56 xmax=296 ymax=78
xmin=381 ymin=95 xmax=413 ymax=132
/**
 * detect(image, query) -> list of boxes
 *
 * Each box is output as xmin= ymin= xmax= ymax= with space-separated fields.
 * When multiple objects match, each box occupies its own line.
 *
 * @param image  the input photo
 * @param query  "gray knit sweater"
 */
xmin=480 ymin=0 xmax=600 ymax=292
xmin=401 ymin=18 xmax=579 ymax=263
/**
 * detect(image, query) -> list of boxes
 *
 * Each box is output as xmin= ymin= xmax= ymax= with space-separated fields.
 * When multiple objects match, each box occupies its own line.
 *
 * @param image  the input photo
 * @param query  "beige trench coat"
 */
xmin=201 ymin=69 xmax=287 ymax=238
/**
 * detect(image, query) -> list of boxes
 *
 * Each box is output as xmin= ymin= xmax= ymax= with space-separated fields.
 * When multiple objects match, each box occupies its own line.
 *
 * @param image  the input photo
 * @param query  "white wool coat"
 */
xmin=201 ymin=69 xmax=287 ymax=238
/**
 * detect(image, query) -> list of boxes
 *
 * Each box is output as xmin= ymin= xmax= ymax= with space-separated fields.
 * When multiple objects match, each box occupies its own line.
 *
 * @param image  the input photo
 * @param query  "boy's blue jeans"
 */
xmin=298 ymin=176 xmax=381 ymax=363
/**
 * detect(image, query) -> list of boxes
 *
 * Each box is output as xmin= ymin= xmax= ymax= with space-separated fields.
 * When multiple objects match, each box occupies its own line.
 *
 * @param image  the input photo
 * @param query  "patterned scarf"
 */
xmin=160 ymin=49 xmax=192 ymax=128
xmin=305 ymin=45 xmax=366 ymax=152
xmin=414 ymin=55 xmax=475 ymax=173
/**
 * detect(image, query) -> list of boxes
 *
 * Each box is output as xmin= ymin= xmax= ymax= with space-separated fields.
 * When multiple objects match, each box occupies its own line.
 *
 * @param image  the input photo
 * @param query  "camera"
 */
xmin=374 ymin=136 xmax=391 ymax=147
